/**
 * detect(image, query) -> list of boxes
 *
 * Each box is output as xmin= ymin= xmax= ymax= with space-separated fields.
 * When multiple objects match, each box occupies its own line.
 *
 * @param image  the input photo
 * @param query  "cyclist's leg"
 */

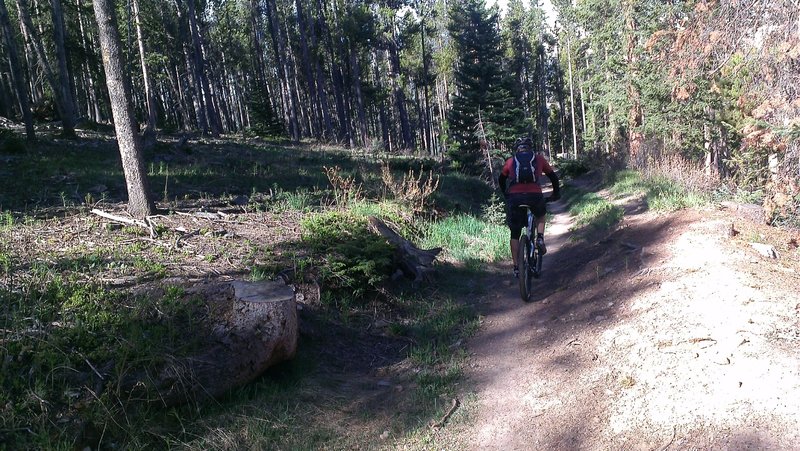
xmin=530 ymin=194 xmax=548 ymax=253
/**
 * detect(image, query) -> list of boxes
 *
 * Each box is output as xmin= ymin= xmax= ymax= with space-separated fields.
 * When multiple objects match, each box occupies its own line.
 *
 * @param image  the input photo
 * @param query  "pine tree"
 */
xmin=447 ymin=0 xmax=523 ymax=172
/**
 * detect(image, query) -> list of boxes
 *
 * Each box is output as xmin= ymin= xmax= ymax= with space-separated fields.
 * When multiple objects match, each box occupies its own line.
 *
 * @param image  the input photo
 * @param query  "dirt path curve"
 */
xmin=446 ymin=183 xmax=800 ymax=450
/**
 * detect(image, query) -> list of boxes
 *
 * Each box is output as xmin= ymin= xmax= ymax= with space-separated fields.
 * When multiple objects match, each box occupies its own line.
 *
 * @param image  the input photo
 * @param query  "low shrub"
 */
xmin=300 ymin=211 xmax=394 ymax=299
xmin=0 ymin=130 xmax=26 ymax=154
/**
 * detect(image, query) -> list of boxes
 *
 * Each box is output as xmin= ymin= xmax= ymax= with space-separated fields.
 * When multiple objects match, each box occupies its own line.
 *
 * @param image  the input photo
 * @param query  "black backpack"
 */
xmin=512 ymin=151 xmax=537 ymax=184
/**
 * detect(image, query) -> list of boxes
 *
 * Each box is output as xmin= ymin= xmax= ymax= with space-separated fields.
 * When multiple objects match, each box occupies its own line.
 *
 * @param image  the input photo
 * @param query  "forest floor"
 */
xmin=4 ymin=135 xmax=800 ymax=449
xmin=435 ymin=176 xmax=800 ymax=450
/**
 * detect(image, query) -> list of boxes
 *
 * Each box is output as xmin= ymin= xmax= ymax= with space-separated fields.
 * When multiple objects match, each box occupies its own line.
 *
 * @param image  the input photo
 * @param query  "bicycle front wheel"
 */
xmin=518 ymin=235 xmax=533 ymax=302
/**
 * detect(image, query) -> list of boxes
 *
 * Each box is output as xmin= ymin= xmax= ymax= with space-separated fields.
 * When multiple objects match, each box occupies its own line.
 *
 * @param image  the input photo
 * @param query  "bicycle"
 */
xmin=517 ymin=203 xmax=544 ymax=302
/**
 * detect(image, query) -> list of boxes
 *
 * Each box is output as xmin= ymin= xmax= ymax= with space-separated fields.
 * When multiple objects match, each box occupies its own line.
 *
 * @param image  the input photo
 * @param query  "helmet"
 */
xmin=514 ymin=136 xmax=533 ymax=150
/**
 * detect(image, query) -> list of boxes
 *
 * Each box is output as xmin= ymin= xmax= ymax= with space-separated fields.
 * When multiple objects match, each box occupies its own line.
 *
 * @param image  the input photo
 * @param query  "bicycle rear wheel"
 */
xmin=532 ymin=244 xmax=543 ymax=278
xmin=518 ymin=235 xmax=533 ymax=302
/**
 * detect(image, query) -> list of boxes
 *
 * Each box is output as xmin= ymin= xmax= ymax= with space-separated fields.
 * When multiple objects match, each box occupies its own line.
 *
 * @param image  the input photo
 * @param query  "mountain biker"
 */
xmin=498 ymin=136 xmax=561 ymax=278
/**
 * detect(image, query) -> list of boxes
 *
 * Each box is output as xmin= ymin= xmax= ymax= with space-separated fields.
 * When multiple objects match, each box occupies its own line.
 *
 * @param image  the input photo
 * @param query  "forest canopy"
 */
xmin=0 ymin=0 xmax=798 ymax=223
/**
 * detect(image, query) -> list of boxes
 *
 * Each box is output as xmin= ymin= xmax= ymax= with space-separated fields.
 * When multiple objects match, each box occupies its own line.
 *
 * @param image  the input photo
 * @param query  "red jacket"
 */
xmin=500 ymin=153 xmax=555 ymax=194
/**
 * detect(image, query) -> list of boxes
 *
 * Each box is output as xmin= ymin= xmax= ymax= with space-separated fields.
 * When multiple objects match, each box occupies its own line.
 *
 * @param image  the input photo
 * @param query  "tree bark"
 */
xmin=16 ymin=0 xmax=70 ymax=132
xmin=0 ymin=0 xmax=35 ymax=141
xmin=93 ymin=0 xmax=155 ymax=218
xmin=387 ymin=32 xmax=413 ymax=151
xmin=50 ymin=0 xmax=77 ymax=136
xmin=185 ymin=0 xmax=221 ymax=137
xmin=349 ymin=43 xmax=368 ymax=147
xmin=566 ymin=32 xmax=578 ymax=159
xmin=294 ymin=0 xmax=320 ymax=138
xmin=264 ymin=0 xmax=300 ymax=141
xmin=131 ymin=0 xmax=157 ymax=147
xmin=75 ymin=0 xmax=102 ymax=122
xmin=316 ymin=0 xmax=348 ymax=144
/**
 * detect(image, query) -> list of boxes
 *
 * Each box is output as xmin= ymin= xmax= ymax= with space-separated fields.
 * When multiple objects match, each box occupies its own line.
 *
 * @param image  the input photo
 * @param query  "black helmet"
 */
xmin=514 ymin=136 xmax=533 ymax=150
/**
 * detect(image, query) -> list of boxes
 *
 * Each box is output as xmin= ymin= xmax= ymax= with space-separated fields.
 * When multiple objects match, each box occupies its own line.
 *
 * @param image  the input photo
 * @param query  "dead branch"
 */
xmin=90 ymin=208 xmax=148 ymax=228
xmin=430 ymin=398 xmax=460 ymax=429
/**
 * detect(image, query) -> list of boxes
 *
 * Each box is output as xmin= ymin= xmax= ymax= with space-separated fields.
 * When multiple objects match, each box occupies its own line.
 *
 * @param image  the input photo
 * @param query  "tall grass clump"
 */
xmin=421 ymin=214 xmax=507 ymax=263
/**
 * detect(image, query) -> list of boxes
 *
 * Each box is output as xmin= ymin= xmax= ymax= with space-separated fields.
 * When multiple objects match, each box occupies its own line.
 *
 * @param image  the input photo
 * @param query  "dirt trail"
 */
xmin=446 ymin=188 xmax=800 ymax=449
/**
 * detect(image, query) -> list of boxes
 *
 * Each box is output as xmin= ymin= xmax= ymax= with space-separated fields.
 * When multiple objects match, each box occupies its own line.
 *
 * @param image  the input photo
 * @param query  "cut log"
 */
xmin=368 ymin=216 xmax=442 ymax=283
xmin=132 ymin=280 xmax=297 ymax=406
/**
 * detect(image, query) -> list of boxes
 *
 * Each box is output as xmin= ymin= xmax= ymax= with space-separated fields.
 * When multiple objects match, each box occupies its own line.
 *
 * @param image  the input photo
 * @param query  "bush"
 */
xmin=300 ymin=211 xmax=394 ymax=299
xmin=553 ymin=155 xmax=592 ymax=179
xmin=0 ymin=130 xmax=26 ymax=154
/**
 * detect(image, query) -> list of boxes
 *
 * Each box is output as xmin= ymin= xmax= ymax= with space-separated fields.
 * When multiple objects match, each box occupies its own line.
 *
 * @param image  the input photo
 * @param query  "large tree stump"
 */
xmin=368 ymin=216 xmax=442 ymax=283
xmin=145 ymin=280 xmax=297 ymax=406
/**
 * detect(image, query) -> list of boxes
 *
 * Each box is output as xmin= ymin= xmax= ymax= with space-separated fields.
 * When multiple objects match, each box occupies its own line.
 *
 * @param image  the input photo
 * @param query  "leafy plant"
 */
xmin=300 ymin=211 xmax=394 ymax=300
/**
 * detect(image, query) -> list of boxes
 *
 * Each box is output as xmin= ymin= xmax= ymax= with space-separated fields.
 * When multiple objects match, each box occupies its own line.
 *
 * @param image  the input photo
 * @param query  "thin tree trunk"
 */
xmin=186 ymin=0 xmax=221 ymax=136
xmin=349 ymin=43 xmax=368 ymax=147
xmin=16 ymin=0 xmax=70 ymax=131
xmin=537 ymin=43 xmax=549 ymax=157
xmin=566 ymin=32 xmax=578 ymax=159
xmin=264 ymin=0 xmax=300 ymax=141
xmin=131 ymin=0 xmax=157 ymax=147
xmin=50 ymin=0 xmax=77 ymax=136
xmin=316 ymin=0 xmax=348 ymax=143
xmin=93 ymin=0 xmax=154 ymax=218
xmin=0 ymin=0 xmax=35 ymax=140
xmin=295 ymin=0 xmax=320 ymax=138
xmin=387 ymin=32 xmax=413 ymax=150
xmin=76 ymin=0 xmax=102 ymax=122
xmin=624 ymin=0 xmax=642 ymax=160
xmin=372 ymin=50 xmax=390 ymax=151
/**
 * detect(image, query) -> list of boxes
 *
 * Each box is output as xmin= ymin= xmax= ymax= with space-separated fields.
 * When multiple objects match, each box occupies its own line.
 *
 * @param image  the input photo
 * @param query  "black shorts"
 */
xmin=506 ymin=192 xmax=546 ymax=239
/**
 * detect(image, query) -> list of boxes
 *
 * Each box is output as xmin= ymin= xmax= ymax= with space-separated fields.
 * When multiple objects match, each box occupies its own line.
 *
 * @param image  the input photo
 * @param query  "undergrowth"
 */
xmin=2 ymin=137 xmax=496 ymax=449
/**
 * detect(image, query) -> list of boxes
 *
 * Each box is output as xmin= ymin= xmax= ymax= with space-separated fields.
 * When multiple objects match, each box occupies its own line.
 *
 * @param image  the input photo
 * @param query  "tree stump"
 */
xmin=147 ymin=280 xmax=297 ymax=406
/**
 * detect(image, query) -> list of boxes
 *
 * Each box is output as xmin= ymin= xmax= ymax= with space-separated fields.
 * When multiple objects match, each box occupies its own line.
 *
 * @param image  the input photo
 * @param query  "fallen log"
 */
xmin=368 ymin=216 xmax=442 ymax=283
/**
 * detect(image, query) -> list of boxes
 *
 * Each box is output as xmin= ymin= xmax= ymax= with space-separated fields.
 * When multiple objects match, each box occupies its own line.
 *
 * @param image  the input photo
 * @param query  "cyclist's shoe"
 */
xmin=513 ymin=266 xmax=519 ymax=279
xmin=536 ymin=235 xmax=547 ymax=255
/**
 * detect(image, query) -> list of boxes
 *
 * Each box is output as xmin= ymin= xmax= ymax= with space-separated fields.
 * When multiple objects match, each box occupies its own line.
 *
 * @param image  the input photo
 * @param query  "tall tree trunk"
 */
xmin=264 ymin=0 xmax=300 ymax=141
xmin=50 ymin=0 xmax=77 ymax=136
xmin=537 ymin=43 xmax=549 ymax=157
xmin=566 ymin=32 xmax=578 ymax=159
xmin=349 ymin=43 xmax=368 ymax=147
xmin=387 ymin=33 xmax=413 ymax=151
xmin=16 ymin=0 xmax=70 ymax=132
xmin=131 ymin=0 xmax=157 ymax=147
xmin=624 ymin=0 xmax=643 ymax=161
xmin=421 ymin=17 xmax=434 ymax=155
xmin=315 ymin=0 xmax=348 ymax=143
xmin=372 ymin=50 xmax=390 ymax=151
xmin=93 ymin=0 xmax=154 ymax=218
xmin=186 ymin=0 xmax=221 ymax=137
xmin=173 ymin=0 xmax=206 ymax=133
xmin=75 ymin=0 xmax=102 ymax=122
xmin=295 ymin=0 xmax=320 ymax=138
xmin=308 ymin=5 xmax=333 ymax=140
xmin=0 ymin=0 xmax=35 ymax=141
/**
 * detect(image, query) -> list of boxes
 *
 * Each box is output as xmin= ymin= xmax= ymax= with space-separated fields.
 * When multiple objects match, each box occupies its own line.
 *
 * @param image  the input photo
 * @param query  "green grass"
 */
xmin=609 ymin=169 xmax=709 ymax=212
xmin=0 ymin=276 xmax=209 ymax=449
xmin=420 ymin=214 xmax=508 ymax=264
xmin=564 ymin=185 xmax=624 ymax=232
xmin=2 ymin=136 xmax=498 ymax=449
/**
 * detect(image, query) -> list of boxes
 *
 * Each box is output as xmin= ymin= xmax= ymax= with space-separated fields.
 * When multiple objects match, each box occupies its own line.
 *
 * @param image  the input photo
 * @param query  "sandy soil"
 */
xmin=445 ymin=188 xmax=800 ymax=450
